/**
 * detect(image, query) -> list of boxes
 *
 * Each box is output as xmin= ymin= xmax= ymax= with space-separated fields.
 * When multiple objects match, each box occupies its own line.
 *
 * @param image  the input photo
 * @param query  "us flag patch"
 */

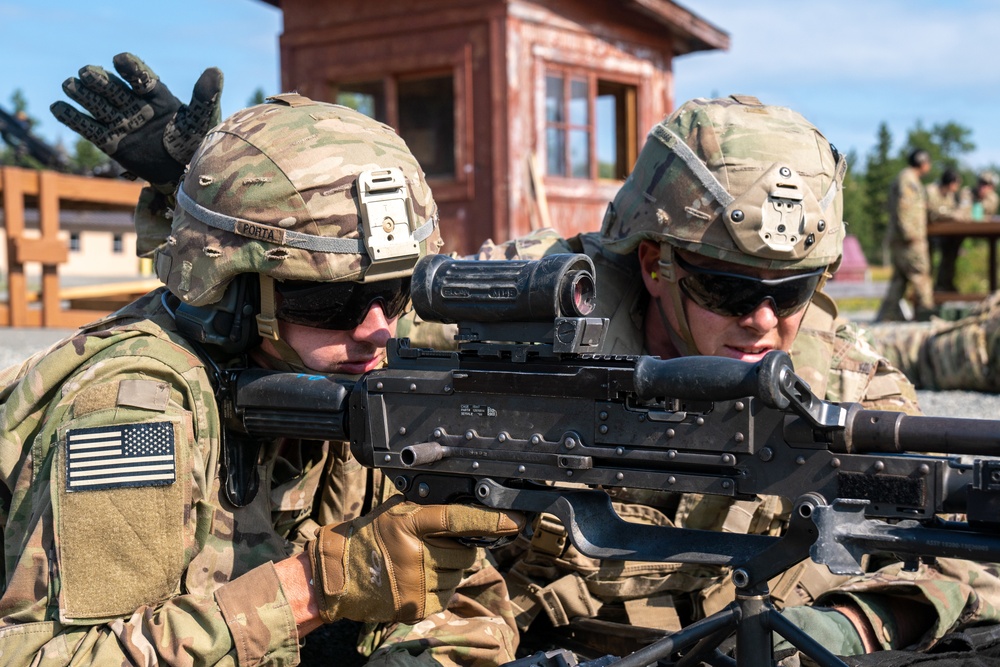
xmin=65 ymin=422 xmax=176 ymax=492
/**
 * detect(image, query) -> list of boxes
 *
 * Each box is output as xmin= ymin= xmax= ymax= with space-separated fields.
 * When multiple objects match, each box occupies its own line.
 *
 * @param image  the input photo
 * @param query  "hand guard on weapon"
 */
xmin=308 ymin=496 xmax=524 ymax=624
xmin=50 ymin=52 xmax=222 ymax=194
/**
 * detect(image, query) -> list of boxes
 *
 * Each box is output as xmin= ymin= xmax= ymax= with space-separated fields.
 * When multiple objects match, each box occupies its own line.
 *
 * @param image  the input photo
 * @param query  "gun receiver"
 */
xmin=230 ymin=253 xmax=1000 ymax=665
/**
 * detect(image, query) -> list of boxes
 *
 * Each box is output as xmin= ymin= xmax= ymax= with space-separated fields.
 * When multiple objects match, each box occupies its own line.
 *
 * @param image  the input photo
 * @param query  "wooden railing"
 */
xmin=0 ymin=166 xmax=157 ymax=327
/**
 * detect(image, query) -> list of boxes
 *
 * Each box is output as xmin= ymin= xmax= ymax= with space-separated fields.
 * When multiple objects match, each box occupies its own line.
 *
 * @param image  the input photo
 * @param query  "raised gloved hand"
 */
xmin=309 ymin=496 xmax=524 ymax=624
xmin=50 ymin=52 xmax=222 ymax=192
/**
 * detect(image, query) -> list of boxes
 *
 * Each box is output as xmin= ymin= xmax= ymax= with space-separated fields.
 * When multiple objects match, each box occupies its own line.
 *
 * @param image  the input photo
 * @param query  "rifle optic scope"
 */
xmin=410 ymin=253 xmax=597 ymax=323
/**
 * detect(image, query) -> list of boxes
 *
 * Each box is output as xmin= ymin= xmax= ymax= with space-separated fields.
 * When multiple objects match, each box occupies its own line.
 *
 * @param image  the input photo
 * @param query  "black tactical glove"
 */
xmin=50 ymin=52 xmax=222 ymax=193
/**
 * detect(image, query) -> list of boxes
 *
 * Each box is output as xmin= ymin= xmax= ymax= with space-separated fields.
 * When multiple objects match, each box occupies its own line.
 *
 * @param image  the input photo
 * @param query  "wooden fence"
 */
xmin=0 ymin=166 xmax=158 ymax=327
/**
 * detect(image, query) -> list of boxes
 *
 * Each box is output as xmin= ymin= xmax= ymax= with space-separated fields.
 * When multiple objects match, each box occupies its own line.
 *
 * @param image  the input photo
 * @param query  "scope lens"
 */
xmin=562 ymin=271 xmax=597 ymax=316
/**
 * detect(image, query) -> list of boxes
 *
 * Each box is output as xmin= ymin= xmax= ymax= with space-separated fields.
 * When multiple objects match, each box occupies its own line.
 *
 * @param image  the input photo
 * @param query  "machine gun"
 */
xmin=229 ymin=253 xmax=1000 ymax=667
xmin=0 ymin=105 xmax=67 ymax=170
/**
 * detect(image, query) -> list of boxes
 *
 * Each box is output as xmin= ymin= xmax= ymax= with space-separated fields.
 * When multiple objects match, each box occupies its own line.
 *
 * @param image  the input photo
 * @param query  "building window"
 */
xmin=112 ymin=234 xmax=123 ymax=254
xmin=69 ymin=232 xmax=80 ymax=252
xmin=336 ymin=81 xmax=385 ymax=121
xmin=334 ymin=73 xmax=456 ymax=179
xmin=545 ymin=72 xmax=637 ymax=181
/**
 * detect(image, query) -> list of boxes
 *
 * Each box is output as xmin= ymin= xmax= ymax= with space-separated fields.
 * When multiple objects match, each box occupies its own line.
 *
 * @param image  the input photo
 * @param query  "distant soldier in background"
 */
xmin=936 ymin=170 xmax=1000 ymax=292
xmin=871 ymin=292 xmax=1000 ymax=392
xmin=927 ymin=168 xmax=962 ymax=222
xmin=960 ymin=170 xmax=999 ymax=221
xmin=875 ymin=149 xmax=934 ymax=322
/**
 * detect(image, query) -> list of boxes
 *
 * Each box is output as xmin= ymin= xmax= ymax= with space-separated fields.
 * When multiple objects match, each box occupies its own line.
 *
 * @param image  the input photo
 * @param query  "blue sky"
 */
xmin=674 ymin=1 xmax=1000 ymax=168
xmin=4 ymin=0 xmax=1000 ymax=169
xmin=1 ymin=0 xmax=283 ymax=148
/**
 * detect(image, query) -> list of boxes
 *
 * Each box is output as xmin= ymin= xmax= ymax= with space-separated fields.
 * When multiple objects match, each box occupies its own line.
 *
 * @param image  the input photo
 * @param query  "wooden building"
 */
xmin=261 ymin=0 xmax=728 ymax=255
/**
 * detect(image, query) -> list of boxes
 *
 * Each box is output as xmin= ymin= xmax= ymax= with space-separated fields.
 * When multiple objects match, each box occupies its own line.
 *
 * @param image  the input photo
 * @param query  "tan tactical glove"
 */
xmin=309 ymin=496 xmax=523 ymax=624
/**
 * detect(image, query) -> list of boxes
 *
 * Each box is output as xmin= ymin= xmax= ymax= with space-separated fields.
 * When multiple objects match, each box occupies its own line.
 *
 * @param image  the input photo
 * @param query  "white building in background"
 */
xmin=0 ymin=208 xmax=146 ymax=284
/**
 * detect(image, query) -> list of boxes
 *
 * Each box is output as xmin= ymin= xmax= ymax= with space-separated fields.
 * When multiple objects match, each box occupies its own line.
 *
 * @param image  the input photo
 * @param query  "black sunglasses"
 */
xmin=274 ymin=278 xmax=411 ymax=330
xmin=673 ymin=253 xmax=823 ymax=318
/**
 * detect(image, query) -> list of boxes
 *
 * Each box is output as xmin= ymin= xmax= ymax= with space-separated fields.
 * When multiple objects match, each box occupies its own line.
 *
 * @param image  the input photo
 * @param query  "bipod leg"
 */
xmin=610 ymin=606 xmax=739 ymax=667
xmin=734 ymin=590 xmax=771 ymax=667
xmin=674 ymin=624 xmax=737 ymax=667
xmin=728 ymin=585 xmax=848 ymax=667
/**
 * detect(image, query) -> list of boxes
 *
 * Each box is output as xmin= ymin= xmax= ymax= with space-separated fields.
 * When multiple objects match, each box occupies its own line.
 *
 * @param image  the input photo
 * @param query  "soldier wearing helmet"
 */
xmin=469 ymin=97 xmax=1000 ymax=659
xmin=0 ymin=57 xmax=522 ymax=667
xmin=875 ymin=148 xmax=934 ymax=322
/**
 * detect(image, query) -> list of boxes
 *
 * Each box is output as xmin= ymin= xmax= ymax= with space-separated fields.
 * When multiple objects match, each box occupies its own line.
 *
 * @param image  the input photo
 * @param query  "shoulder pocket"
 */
xmin=53 ymin=410 xmax=190 ymax=622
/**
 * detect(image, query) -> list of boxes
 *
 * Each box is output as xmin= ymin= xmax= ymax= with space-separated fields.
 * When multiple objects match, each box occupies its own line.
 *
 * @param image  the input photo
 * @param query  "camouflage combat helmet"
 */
xmin=601 ymin=94 xmax=846 ymax=272
xmin=155 ymin=93 xmax=441 ymax=345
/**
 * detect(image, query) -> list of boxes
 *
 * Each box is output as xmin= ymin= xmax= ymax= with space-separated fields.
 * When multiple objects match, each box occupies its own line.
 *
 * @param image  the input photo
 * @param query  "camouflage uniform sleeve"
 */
xmin=984 ymin=189 xmax=999 ymax=217
xmin=865 ymin=292 xmax=1000 ymax=392
xmin=818 ymin=558 xmax=1000 ymax=651
xmin=833 ymin=321 xmax=921 ymax=414
xmin=793 ymin=296 xmax=921 ymax=415
xmin=895 ymin=172 xmax=928 ymax=244
xmin=0 ymin=338 xmax=299 ymax=666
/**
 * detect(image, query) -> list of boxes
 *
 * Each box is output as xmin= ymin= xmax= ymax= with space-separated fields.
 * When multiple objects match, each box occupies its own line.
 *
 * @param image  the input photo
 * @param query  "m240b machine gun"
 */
xmin=230 ymin=254 xmax=1000 ymax=667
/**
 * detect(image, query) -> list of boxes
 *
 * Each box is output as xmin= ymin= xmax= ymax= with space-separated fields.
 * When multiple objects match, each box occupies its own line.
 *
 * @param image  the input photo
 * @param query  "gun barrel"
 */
xmin=842 ymin=408 xmax=1000 ymax=456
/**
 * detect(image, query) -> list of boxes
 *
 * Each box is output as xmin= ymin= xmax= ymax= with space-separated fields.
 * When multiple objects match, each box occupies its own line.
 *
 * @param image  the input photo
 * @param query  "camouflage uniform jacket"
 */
xmin=925 ymin=183 xmax=960 ymax=223
xmin=958 ymin=186 xmax=1000 ymax=220
xmin=887 ymin=167 xmax=928 ymax=246
xmin=869 ymin=291 xmax=1000 ymax=392
xmin=0 ymin=291 xmax=517 ymax=667
xmin=466 ymin=229 xmax=1000 ymax=653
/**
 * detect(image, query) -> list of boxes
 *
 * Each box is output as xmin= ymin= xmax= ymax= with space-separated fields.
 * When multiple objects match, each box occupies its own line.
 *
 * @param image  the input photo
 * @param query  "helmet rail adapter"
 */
xmin=155 ymin=93 xmax=442 ymax=355
xmin=600 ymin=95 xmax=847 ymax=356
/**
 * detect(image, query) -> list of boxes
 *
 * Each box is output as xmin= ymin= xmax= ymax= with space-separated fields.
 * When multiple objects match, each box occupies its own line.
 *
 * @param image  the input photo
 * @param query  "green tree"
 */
xmin=70 ymin=137 xmax=112 ymax=175
xmin=10 ymin=89 xmax=38 ymax=127
xmin=860 ymin=122 xmax=899 ymax=263
xmin=248 ymin=88 xmax=267 ymax=106
xmin=841 ymin=149 xmax=870 ymax=251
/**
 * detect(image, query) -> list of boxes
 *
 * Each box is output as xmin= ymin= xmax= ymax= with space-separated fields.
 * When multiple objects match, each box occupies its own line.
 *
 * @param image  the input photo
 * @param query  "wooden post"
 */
xmin=1 ymin=166 xmax=144 ymax=327
xmin=2 ymin=167 xmax=27 ymax=326
xmin=39 ymin=170 xmax=63 ymax=327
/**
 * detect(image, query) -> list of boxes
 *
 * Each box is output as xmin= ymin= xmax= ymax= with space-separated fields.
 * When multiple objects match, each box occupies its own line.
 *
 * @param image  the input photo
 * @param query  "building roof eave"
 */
xmin=625 ymin=0 xmax=729 ymax=54
xmin=254 ymin=0 xmax=727 ymax=54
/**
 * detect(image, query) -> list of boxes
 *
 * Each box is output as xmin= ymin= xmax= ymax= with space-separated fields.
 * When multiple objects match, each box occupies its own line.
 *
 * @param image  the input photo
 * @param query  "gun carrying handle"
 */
xmin=633 ymin=350 xmax=793 ymax=407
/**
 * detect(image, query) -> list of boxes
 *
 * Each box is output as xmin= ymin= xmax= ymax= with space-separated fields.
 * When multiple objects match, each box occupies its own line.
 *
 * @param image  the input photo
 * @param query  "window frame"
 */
xmin=327 ymin=44 xmax=473 ymax=202
xmin=540 ymin=64 xmax=641 ymax=185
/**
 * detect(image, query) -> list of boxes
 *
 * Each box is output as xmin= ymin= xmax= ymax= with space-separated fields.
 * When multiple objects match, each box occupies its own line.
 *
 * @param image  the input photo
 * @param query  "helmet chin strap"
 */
xmin=255 ymin=274 xmax=309 ymax=371
xmin=656 ymin=244 xmax=701 ymax=357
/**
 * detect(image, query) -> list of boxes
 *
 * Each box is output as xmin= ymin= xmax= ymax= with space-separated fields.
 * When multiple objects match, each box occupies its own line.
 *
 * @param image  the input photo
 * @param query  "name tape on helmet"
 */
xmin=176 ymin=184 xmax=436 ymax=255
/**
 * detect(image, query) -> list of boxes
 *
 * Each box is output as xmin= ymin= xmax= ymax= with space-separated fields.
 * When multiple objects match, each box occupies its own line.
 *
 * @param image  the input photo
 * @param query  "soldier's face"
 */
xmin=639 ymin=242 xmax=809 ymax=362
xmin=260 ymin=301 xmax=398 ymax=374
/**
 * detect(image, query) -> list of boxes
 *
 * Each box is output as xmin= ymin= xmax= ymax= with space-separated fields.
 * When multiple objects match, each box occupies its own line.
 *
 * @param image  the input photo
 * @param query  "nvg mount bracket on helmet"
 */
xmin=359 ymin=167 xmax=420 ymax=282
